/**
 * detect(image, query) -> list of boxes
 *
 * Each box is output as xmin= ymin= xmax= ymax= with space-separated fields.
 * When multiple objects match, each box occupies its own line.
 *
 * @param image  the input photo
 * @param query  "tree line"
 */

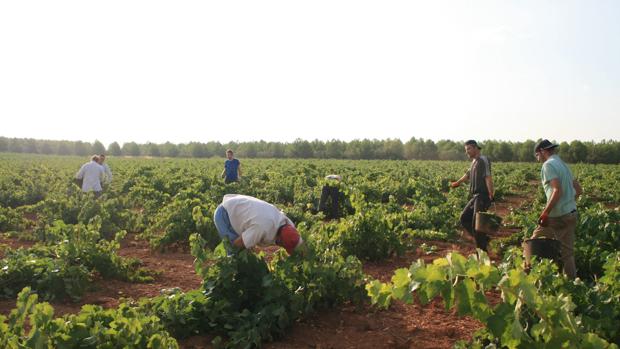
xmin=0 ymin=136 xmax=618 ymax=164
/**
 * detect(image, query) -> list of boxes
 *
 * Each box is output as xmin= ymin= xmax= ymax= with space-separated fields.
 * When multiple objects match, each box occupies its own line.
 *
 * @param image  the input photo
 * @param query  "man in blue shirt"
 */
xmin=529 ymin=139 xmax=582 ymax=279
xmin=221 ymin=149 xmax=241 ymax=184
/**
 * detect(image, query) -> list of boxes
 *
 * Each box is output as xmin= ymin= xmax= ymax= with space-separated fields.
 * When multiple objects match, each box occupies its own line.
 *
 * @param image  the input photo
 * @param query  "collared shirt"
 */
xmin=76 ymin=160 xmax=105 ymax=192
xmin=541 ymin=154 xmax=577 ymax=217
xmin=466 ymin=155 xmax=491 ymax=197
xmin=221 ymin=194 xmax=293 ymax=249
xmin=102 ymin=163 xmax=112 ymax=183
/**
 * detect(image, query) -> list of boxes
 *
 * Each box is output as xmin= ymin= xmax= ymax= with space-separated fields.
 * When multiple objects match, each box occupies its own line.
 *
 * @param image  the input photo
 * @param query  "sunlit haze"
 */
xmin=1 ymin=1 xmax=618 ymax=146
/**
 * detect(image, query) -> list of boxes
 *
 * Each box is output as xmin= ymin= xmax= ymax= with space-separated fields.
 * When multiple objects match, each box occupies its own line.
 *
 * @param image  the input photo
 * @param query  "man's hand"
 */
xmin=489 ymin=193 xmax=494 ymax=201
xmin=538 ymin=213 xmax=549 ymax=227
xmin=232 ymin=236 xmax=246 ymax=249
xmin=450 ymin=181 xmax=460 ymax=188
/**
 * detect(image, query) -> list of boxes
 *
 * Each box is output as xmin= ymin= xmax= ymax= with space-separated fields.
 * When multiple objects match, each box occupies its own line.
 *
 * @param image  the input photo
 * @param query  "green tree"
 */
xmin=382 ymin=138 xmax=404 ymax=160
xmin=40 ymin=141 xmax=54 ymax=154
xmin=56 ymin=141 xmax=71 ymax=155
xmin=205 ymin=142 xmax=224 ymax=158
xmin=121 ymin=142 xmax=140 ymax=156
xmin=288 ymin=138 xmax=313 ymax=158
xmin=0 ymin=137 xmax=8 ymax=152
xmin=189 ymin=142 xmax=207 ymax=158
xmin=73 ymin=141 xmax=90 ymax=156
xmin=107 ymin=142 xmax=122 ymax=156
xmin=495 ymin=142 xmax=514 ymax=162
xmin=23 ymin=139 xmax=38 ymax=153
xmin=325 ymin=139 xmax=345 ymax=159
xmin=568 ymin=140 xmax=588 ymax=163
xmin=92 ymin=140 xmax=106 ymax=155
xmin=146 ymin=142 xmax=161 ymax=157
xmin=515 ymin=140 xmax=536 ymax=162
xmin=268 ymin=142 xmax=285 ymax=158
xmin=239 ymin=142 xmax=258 ymax=158
xmin=7 ymin=138 xmax=22 ymax=153
xmin=437 ymin=140 xmax=463 ymax=160
xmin=160 ymin=142 xmax=179 ymax=157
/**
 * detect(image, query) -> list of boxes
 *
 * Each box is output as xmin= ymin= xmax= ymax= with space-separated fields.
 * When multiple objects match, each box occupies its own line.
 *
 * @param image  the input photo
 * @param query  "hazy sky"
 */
xmin=1 ymin=1 xmax=618 ymax=146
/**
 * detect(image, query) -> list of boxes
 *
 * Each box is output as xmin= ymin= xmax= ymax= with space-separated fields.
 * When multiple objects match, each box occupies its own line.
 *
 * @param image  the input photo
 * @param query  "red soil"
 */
xmin=0 ymin=195 xmax=528 ymax=348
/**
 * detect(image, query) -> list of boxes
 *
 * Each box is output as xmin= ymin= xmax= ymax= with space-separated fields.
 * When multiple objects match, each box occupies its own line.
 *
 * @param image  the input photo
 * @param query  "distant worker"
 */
xmin=213 ymin=194 xmax=303 ymax=255
xmin=450 ymin=140 xmax=495 ymax=252
xmin=527 ymin=139 xmax=582 ymax=279
xmin=97 ymin=154 xmax=113 ymax=184
xmin=221 ymin=149 xmax=241 ymax=183
xmin=319 ymin=174 xmax=342 ymax=219
xmin=76 ymin=155 xmax=105 ymax=197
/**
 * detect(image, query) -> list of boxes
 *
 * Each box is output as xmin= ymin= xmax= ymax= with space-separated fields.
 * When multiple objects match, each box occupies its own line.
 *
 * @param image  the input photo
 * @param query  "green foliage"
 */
xmin=308 ymin=203 xmax=403 ymax=261
xmin=368 ymin=251 xmax=620 ymax=348
xmin=0 ymin=246 xmax=91 ymax=301
xmin=0 ymin=206 xmax=26 ymax=232
xmin=136 ymin=234 xmax=367 ymax=348
xmin=0 ymin=287 xmax=179 ymax=348
xmin=1 ymin=219 xmax=153 ymax=300
xmin=575 ymin=204 xmax=620 ymax=279
xmin=1 ymin=153 xmax=619 ymax=347
xmin=145 ymin=194 xmax=220 ymax=250
xmin=5 ymin=136 xmax=620 ymax=163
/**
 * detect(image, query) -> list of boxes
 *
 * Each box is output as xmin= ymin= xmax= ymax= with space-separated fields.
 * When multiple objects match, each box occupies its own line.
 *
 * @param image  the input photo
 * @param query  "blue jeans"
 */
xmin=214 ymin=205 xmax=239 ymax=243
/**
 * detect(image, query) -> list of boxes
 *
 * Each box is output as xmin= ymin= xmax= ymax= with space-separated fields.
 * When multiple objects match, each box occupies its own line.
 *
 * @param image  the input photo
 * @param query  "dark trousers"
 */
xmin=319 ymin=185 xmax=340 ymax=219
xmin=460 ymin=195 xmax=491 ymax=251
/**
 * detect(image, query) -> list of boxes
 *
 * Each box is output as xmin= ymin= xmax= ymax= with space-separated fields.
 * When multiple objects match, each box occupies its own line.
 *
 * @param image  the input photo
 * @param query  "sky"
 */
xmin=1 ymin=1 xmax=619 ymax=146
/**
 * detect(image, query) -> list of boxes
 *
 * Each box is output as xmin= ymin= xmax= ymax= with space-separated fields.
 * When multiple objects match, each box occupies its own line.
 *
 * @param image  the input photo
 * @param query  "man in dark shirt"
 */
xmin=221 ymin=149 xmax=242 ymax=184
xmin=450 ymin=140 xmax=495 ymax=251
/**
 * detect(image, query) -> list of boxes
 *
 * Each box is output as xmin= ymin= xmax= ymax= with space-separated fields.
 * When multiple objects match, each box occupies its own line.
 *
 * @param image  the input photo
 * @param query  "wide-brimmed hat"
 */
xmin=464 ymin=140 xmax=481 ymax=149
xmin=534 ymin=139 xmax=559 ymax=152
xmin=279 ymin=224 xmax=303 ymax=255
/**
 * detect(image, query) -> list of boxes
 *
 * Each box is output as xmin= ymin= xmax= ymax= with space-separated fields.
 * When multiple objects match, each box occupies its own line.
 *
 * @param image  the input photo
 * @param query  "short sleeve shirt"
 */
xmin=541 ymin=155 xmax=577 ymax=217
xmin=466 ymin=155 xmax=491 ymax=197
xmin=224 ymin=159 xmax=240 ymax=181
xmin=76 ymin=161 xmax=105 ymax=192
xmin=221 ymin=194 xmax=293 ymax=248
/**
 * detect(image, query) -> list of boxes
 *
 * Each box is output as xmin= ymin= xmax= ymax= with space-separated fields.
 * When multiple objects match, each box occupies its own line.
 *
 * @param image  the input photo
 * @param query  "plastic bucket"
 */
xmin=523 ymin=238 xmax=561 ymax=266
xmin=475 ymin=212 xmax=501 ymax=234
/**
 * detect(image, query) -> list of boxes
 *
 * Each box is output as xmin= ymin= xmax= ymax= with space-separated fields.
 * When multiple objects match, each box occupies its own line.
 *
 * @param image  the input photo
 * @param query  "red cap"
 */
xmin=279 ymin=224 xmax=301 ymax=255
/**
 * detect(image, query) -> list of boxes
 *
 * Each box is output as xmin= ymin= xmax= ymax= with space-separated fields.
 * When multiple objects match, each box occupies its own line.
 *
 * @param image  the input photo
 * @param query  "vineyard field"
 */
xmin=0 ymin=153 xmax=618 ymax=348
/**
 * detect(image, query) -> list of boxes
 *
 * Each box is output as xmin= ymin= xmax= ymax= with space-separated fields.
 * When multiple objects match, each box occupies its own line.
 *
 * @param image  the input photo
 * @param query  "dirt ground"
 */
xmin=0 ymin=194 xmax=530 ymax=349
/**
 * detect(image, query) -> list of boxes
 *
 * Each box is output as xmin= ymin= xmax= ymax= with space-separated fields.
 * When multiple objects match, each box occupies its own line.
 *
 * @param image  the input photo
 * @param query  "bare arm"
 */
xmin=451 ymin=173 xmax=469 ymax=187
xmin=573 ymin=179 xmax=582 ymax=199
xmin=232 ymin=236 xmax=245 ymax=249
xmin=237 ymin=164 xmax=242 ymax=178
xmin=485 ymin=175 xmax=494 ymax=200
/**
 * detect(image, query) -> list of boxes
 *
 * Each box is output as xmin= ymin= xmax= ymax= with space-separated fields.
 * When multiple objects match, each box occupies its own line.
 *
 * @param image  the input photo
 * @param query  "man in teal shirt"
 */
xmin=530 ymin=139 xmax=582 ymax=279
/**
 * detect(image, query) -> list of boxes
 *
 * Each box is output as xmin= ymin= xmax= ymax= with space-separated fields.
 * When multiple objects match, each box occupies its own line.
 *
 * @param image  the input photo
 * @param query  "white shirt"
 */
xmin=76 ymin=160 xmax=105 ymax=192
xmin=325 ymin=174 xmax=341 ymax=181
xmin=101 ymin=163 xmax=112 ymax=183
xmin=221 ymin=194 xmax=293 ymax=249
